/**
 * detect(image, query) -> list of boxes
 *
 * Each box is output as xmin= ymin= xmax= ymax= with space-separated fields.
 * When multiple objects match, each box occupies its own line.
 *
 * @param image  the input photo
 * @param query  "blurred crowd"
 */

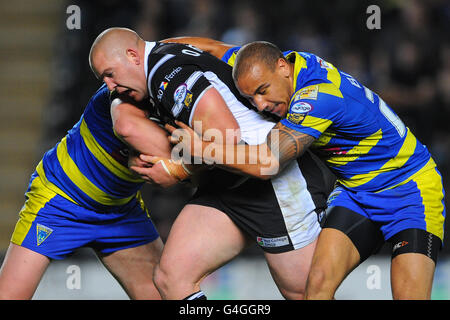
xmin=42 ymin=0 xmax=450 ymax=251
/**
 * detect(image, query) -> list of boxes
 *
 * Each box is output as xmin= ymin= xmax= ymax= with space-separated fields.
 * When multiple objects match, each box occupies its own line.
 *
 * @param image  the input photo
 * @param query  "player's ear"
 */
xmin=277 ymin=58 xmax=290 ymax=77
xmin=126 ymin=48 xmax=140 ymax=65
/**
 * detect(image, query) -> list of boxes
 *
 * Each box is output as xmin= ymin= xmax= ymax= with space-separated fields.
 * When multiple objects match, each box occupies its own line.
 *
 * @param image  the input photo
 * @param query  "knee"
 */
xmin=305 ymin=266 xmax=332 ymax=299
xmin=275 ymin=276 xmax=307 ymax=300
xmin=153 ymin=260 xmax=204 ymax=299
xmin=153 ymin=262 xmax=191 ymax=293
xmin=153 ymin=263 xmax=168 ymax=295
xmin=280 ymin=288 xmax=306 ymax=300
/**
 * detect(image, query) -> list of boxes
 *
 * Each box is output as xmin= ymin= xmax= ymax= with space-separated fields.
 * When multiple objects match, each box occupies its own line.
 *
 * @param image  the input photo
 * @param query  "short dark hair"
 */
xmin=232 ymin=41 xmax=284 ymax=82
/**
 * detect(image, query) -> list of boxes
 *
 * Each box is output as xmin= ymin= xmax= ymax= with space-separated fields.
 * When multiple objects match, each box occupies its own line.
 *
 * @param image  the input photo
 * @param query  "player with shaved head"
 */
xmin=89 ymin=28 xmax=335 ymax=300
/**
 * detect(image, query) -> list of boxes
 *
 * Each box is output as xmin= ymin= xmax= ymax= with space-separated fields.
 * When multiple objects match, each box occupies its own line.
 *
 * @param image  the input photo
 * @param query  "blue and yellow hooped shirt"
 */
xmin=222 ymin=47 xmax=435 ymax=192
xmin=38 ymin=84 xmax=144 ymax=212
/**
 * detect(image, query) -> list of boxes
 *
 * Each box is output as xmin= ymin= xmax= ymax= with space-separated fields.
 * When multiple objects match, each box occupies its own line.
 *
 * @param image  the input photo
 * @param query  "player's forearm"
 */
xmin=119 ymin=122 xmax=171 ymax=158
xmin=184 ymin=123 xmax=316 ymax=179
xmin=112 ymin=104 xmax=172 ymax=158
xmin=196 ymin=141 xmax=281 ymax=179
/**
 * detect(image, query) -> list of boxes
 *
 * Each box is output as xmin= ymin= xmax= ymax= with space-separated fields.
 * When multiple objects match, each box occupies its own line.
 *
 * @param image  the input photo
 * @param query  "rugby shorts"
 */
xmin=324 ymin=165 xmax=446 ymax=262
xmin=11 ymin=171 xmax=159 ymax=260
xmin=189 ymin=151 xmax=334 ymax=254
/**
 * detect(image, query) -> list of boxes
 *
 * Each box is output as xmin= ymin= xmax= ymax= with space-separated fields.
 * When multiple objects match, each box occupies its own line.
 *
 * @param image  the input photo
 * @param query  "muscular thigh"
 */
xmin=98 ymin=238 xmax=163 ymax=279
xmin=159 ymin=204 xmax=249 ymax=279
xmin=264 ymin=238 xmax=318 ymax=299
xmin=0 ymin=243 xmax=50 ymax=299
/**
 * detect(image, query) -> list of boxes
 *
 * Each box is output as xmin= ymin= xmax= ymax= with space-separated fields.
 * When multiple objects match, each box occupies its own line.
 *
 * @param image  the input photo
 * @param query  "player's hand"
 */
xmin=165 ymin=121 xmax=204 ymax=159
xmin=128 ymin=152 xmax=152 ymax=169
xmin=129 ymin=156 xmax=180 ymax=188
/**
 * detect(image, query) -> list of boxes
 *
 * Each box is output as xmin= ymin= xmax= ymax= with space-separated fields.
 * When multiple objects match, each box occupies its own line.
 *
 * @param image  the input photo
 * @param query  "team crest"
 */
xmin=36 ymin=223 xmax=53 ymax=246
xmin=184 ymin=92 xmax=193 ymax=108
xmin=286 ymin=112 xmax=306 ymax=124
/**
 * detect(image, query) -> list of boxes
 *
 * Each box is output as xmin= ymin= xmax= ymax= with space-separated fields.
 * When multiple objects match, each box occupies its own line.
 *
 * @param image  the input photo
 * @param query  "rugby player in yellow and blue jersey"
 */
xmin=168 ymin=41 xmax=446 ymax=299
xmin=0 ymin=84 xmax=172 ymax=299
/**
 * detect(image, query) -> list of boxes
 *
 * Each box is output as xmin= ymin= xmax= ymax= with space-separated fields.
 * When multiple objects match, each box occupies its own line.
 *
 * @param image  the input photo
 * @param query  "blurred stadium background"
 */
xmin=0 ymin=0 xmax=449 ymax=299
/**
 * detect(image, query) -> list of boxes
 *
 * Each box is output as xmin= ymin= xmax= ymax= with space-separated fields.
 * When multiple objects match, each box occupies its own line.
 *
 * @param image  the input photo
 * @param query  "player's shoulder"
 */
xmin=292 ymin=82 xmax=343 ymax=106
xmin=152 ymin=41 xmax=205 ymax=58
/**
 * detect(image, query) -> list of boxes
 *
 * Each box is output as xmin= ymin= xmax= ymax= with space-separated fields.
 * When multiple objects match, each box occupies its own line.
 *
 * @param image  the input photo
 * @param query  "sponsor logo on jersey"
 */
xmin=256 ymin=236 xmax=289 ymax=248
xmin=327 ymin=189 xmax=342 ymax=206
xmin=291 ymin=101 xmax=313 ymax=114
xmin=37 ymin=223 xmax=53 ymax=246
xmin=316 ymin=56 xmax=332 ymax=69
xmin=157 ymin=81 xmax=168 ymax=101
xmin=164 ymin=66 xmax=182 ymax=82
xmin=172 ymin=83 xmax=190 ymax=117
xmin=298 ymin=85 xmax=319 ymax=100
xmin=286 ymin=101 xmax=313 ymax=124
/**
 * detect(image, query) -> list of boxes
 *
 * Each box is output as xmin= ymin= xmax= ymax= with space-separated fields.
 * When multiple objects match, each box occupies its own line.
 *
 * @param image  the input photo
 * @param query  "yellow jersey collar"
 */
xmin=286 ymin=51 xmax=307 ymax=104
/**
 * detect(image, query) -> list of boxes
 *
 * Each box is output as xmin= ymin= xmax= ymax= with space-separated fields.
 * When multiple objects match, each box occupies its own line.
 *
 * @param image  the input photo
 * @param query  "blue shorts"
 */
xmin=11 ymin=172 xmax=159 ymax=260
xmin=328 ymin=166 xmax=446 ymax=242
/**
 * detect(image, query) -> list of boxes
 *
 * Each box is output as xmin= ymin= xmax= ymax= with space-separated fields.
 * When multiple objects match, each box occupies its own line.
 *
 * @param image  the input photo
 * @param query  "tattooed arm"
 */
xmin=166 ymin=121 xmax=316 ymax=179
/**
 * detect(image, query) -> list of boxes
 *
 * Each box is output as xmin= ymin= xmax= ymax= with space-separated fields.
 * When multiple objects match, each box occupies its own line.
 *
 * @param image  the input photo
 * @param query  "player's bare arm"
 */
xmin=111 ymin=97 xmax=172 ymax=157
xmin=189 ymin=87 xmax=241 ymax=144
xmin=165 ymin=120 xmax=315 ymax=179
xmin=267 ymin=122 xmax=316 ymax=167
xmin=110 ymin=97 xmax=187 ymax=185
xmin=160 ymin=37 xmax=235 ymax=59
xmin=131 ymin=87 xmax=241 ymax=183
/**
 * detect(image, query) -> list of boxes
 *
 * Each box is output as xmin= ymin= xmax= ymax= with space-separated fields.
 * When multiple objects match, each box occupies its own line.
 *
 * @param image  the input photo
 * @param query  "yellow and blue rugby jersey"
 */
xmin=39 ymin=84 xmax=144 ymax=211
xmin=279 ymin=51 xmax=434 ymax=192
xmin=223 ymin=47 xmax=434 ymax=192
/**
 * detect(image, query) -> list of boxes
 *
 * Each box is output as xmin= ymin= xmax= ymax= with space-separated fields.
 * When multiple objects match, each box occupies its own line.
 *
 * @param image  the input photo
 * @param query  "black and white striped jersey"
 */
xmin=144 ymin=41 xmax=255 ymax=127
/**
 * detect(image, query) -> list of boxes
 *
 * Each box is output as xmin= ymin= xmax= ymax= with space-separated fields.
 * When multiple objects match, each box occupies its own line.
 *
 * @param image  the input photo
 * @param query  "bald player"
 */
xmin=89 ymin=28 xmax=335 ymax=300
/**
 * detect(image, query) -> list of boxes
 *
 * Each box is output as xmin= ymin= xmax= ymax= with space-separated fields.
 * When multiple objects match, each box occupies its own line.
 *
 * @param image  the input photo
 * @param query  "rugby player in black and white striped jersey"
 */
xmin=89 ymin=28 xmax=335 ymax=300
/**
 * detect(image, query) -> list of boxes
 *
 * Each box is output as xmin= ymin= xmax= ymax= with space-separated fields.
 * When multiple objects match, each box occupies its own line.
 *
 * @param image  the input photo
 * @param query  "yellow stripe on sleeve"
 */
xmin=318 ymin=83 xmax=343 ymax=98
xmin=327 ymin=129 xmax=382 ymax=167
xmin=340 ymin=128 xmax=417 ymax=188
xmin=301 ymin=115 xmax=333 ymax=134
xmin=312 ymin=130 xmax=336 ymax=148
xmin=56 ymin=137 xmax=135 ymax=206
xmin=326 ymin=63 xmax=342 ymax=88
xmin=80 ymin=119 xmax=143 ymax=183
